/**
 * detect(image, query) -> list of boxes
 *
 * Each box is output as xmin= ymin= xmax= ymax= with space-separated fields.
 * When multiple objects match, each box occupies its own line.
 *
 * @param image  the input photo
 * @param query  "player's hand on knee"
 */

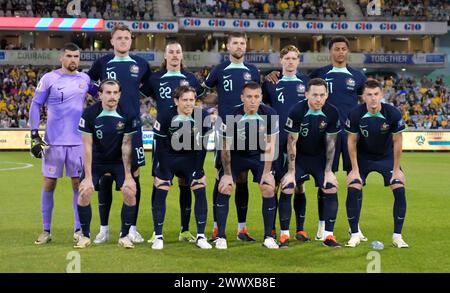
xmin=79 ymin=178 xmax=94 ymax=198
xmin=265 ymin=71 xmax=280 ymax=84
xmin=281 ymin=171 xmax=296 ymax=190
xmin=219 ymin=175 xmax=233 ymax=194
xmin=323 ymin=171 xmax=338 ymax=189
xmin=30 ymin=130 xmax=48 ymax=159
xmin=390 ymin=169 xmax=405 ymax=185
xmin=122 ymin=177 xmax=136 ymax=196
xmin=260 ymin=172 xmax=275 ymax=190
xmin=347 ymin=169 xmax=362 ymax=186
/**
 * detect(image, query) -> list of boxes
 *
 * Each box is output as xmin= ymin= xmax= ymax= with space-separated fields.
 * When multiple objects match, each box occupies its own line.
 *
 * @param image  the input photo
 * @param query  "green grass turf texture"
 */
xmin=0 ymin=151 xmax=449 ymax=273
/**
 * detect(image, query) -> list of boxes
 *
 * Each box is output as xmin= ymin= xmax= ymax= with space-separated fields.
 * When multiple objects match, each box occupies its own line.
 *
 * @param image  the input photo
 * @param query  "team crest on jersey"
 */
xmin=319 ymin=120 xmax=328 ymax=131
xmin=130 ymin=65 xmax=139 ymax=75
xmin=346 ymin=78 xmax=356 ymax=87
xmin=296 ymin=84 xmax=306 ymax=93
xmin=79 ymin=83 xmax=85 ymax=89
xmin=47 ymin=166 xmax=56 ymax=175
xmin=180 ymin=79 xmax=189 ymax=86
xmin=243 ymin=72 xmax=252 ymax=81
xmin=380 ymin=122 xmax=390 ymax=133
xmin=116 ymin=121 xmax=125 ymax=130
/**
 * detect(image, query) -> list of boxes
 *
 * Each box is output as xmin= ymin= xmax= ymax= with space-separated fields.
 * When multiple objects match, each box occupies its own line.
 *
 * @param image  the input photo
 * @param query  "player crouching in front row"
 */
xmin=150 ymin=86 xmax=213 ymax=250
xmin=75 ymin=79 xmax=138 ymax=249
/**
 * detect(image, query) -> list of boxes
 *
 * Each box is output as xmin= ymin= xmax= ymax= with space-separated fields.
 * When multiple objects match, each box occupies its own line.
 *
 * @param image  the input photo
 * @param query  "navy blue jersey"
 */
xmin=345 ymin=103 xmax=406 ymax=160
xmin=310 ymin=65 xmax=366 ymax=123
xmin=262 ymin=72 xmax=309 ymax=145
xmin=88 ymin=54 xmax=152 ymax=117
xmin=203 ymin=61 xmax=260 ymax=120
xmin=285 ymin=99 xmax=341 ymax=156
xmin=220 ymin=104 xmax=279 ymax=157
xmin=144 ymin=69 xmax=203 ymax=112
xmin=153 ymin=107 xmax=212 ymax=155
xmin=79 ymin=102 xmax=138 ymax=164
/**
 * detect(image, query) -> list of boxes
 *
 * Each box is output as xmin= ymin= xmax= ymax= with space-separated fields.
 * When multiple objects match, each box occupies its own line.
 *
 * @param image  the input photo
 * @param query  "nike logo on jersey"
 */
xmin=300 ymin=123 xmax=309 ymax=126
xmin=159 ymin=82 xmax=169 ymax=86
xmin=57 ymin=87 xmax=65 ymax=90
xmin=276 ymin=87 xmax=284 ymax=91
xmin=325 ymin=78 xmax=333 ymax=82
xmin=95 ymin=124 xmax=103 ymax=128
xmin=137 ymin=159 xmax=145 ymax=164
xmin=360 ymin=124 xmax=368 ymax=128
xmin=223 ymin=74 xmax=232 ymax=79
xmin=106 ymin=67 xmax=115 ymax=71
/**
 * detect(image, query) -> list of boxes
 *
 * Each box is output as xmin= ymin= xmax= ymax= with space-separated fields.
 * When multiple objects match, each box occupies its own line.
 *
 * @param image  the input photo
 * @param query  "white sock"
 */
xmin=213 ymin=221 xmax=218 ymax=229
xmin=100 ymin=225 xmax=109 ymax=233
xmin=197 ymin=233 xmax=206 ymax=239
xmin=351 ymin=233 xmax=360 ymax=238
xmin=129 ymin=225 xmax=137 ymax=234
xmin=393 ymin=233 xmax=402 ymax=240
xmin=280 ymin=230 xmax=290 ymax=238
xmin=319 ymin=221 xmax=325 ymax=227
xmin=323 ymin=230 xmax=333 ymax=238
xmin=155 ymin=234 xmax=163 ymax=240
xmin=238 ymin=222 xmax=246 ymax=231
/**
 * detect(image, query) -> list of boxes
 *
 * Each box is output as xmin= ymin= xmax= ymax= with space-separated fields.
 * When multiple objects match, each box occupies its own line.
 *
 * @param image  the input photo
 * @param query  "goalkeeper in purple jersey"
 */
xmin=30 ymin=43 xmax=94 ymax=245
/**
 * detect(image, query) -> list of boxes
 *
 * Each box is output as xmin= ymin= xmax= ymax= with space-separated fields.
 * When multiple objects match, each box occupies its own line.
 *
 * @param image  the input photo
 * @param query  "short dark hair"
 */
xmin=174 ymin=85 xmax=196 ymax=100
xmin=61 ymin=42 xmax=80 ymax=52
xmin=328 ymin=36 xmax=350 ymax=50
xmin=111 ymin=24 xmax=132 ymax=38
xmin=242 ymin=81 xmax=261 ymax=93
xmin=228 ymin=32 xmax=247 ymax=43
xmin=99 ymin=79 xmax=121 ymax=93
xmin=363 ymin=79 xmax=382 ymax=91
xmin=307 ymin=78 xmax=328 ymax=92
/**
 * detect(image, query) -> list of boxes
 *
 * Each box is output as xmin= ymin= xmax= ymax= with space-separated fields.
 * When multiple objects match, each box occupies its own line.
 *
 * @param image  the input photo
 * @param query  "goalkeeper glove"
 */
xmin=30 ymin=130 xmax=48 ymax=159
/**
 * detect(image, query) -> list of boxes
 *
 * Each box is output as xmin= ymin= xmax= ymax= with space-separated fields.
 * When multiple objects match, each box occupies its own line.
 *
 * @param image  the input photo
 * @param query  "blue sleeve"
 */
xmin=267 ymin=108 xmax=279 ymax=136
xmin=125 ymin=115 xmax=139 ymax=135
xmin=390 ymin=106 xmax=406 ymax=133
xmin=345 ymin=109 xmax=360 ymax=134
xmin=87 ymin=59 xmax=102 ymax=82
xmin=153 ymin=112 xmax=169 ymax=138
xmin=139 ymin=61 xmax=153 ymax=97
xmin=356 ymin=72 xmax=367 ymax=96
xmin=326 ymin=106 xmax=341 ymax=134
xmin=202 ymin=65 xmax=220 ymax=89
xmin=78 ymin=108 xmax=93 ymax=134
xmin=262 ymin=81 xmax=272 ymax=105
xmin=309 ymin=68 xmax=319 ymax=79
xmin=251 ymin=65 xmax=260 ymax=83
xmin=285 ymin=104 xmax=302 ymax=133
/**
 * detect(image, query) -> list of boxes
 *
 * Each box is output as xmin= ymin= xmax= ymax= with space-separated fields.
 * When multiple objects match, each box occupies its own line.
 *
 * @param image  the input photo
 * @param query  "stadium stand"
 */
xmin=172 ymin=0 xmax=347 ymax=20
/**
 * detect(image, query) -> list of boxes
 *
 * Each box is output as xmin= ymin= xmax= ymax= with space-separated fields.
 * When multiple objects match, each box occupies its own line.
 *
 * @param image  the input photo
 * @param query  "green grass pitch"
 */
xmin=0 ymin=151 xmax=449 ymax=273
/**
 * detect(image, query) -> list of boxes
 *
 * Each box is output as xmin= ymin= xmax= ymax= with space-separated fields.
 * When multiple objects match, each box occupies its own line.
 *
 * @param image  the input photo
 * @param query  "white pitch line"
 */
xmin=0 ymin=161 xmax=34 ymax=171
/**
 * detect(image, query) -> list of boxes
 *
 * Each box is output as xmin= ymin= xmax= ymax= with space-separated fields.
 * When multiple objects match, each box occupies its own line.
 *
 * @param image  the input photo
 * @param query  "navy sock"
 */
xmin=278 ymin=192 xmax=292 ymax=231
xmin=132 ymin=175 xmax=141 ymax=226
xmin=294 ymin=191 xmax=306 ymax=231
xmin=324 ymin=192 xmax=338 ymax=232
xmin=216 ymin=193 xmax=230 ymax=238
xmin=235 ymin=182 xmax=249 ymax=223
xmin=78 ymin=204 xmax=92 ymax=238
xmin=272 ymin=194 xmax=278 ymax=231
xmin=179 ymin=185 xmax=192 ymax=232
xmin=151 ymin=185 xmax=156 ymax=206
xmin=152 ymin=187 xmax=168 ymax=235
xmin=357 ymin=188 xmax=363 ymax=224
xmin=262 ymin=197 xmax=277 ymax=238
xmin=393 ymin=187 xmax=407 ymax=234
xmin=121 ymin=203 xmax=136 ymax=237
xmin=317 ymin=188 xmax=325 ymax=221
xmin=212 ymin=179 xmax=219 ymax=223
xmin=98 ymin=175 xmax=113 ymax=226
xmin=346 ymin=187 xmax=361 ymax=233
xmin=193 ymin=187 xmax=207 ymax=235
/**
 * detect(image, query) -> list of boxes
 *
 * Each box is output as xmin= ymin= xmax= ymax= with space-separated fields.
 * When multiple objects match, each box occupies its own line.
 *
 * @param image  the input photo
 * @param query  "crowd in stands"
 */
xmin=173 ymin=0 xmax=347 ymax=19
xmin=1 ymin=65 xmax=449 ymax=130
xmin=0 ymin=0 xmax=154 ymax=20
xmin=359 ymin=0 xmax=449 ymax=20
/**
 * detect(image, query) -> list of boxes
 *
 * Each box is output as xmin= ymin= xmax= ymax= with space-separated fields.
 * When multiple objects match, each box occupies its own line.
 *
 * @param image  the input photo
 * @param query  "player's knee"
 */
xmin=260 ymin=184 xmax=275 ymax=197
xmin=220 ymin=184 xmax=233 ymax=195
xmin=348 ymin=183 xmax=362 ymax=190
xmin=322 ymin=187 xmax=337 ymax=194
xmin=122 ymin=191 xmax=136 ymax=206
xmin=154 ymin=177 xmax=170 ymax=191
xmin=282 ymin=187 xmax=294 ymax=195
xmin=236 ymin=171 xmax=248 ymax=183
xmin=191 ymin=182 xmax=205 ymax=191
xmin=178 ymin=177 xmax=188 ymax=186
xmin=390 ymin=183 xmax=404 ymax=190
xmin=43 ymin=178 xmax=57 ymax=192
xmin=78 ymin=192 xmax=91 ymax=206
xmin=295 ymin=183 xmax=305 ymax=193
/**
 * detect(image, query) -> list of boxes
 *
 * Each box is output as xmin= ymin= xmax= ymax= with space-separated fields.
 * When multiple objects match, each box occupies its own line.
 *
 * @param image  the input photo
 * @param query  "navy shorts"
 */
xmin=272 ymin=152 xmax=287 ymax=183
xmin=80 ymin=163 xmax=125 ymax=191
xmin=332 ymin=131 xmax=351 ymax=172
xmin=357 ymin=154 xmax=398 ymax=186
xmin=154 ymin=153 xmax=198 ymax=185
xmin=132 ymin=127 xmax=145 ymax=171
xmin=295 ymin=154 xmax=327 ymax=188
xmin=219 ymin=153 xmax=265 ymax=183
